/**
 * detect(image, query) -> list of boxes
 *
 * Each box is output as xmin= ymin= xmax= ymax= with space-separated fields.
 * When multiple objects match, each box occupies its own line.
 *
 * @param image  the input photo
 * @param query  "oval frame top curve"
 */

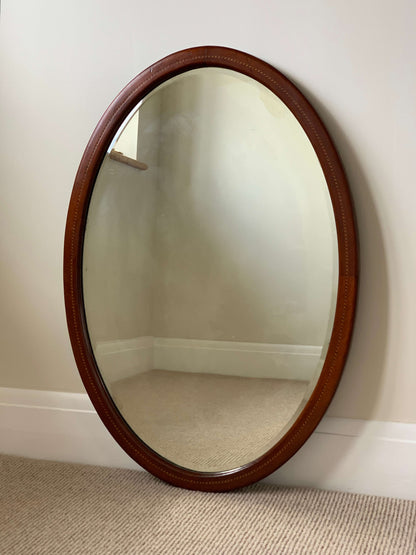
xmin=64 ymin=46 xmax=358 ymax=492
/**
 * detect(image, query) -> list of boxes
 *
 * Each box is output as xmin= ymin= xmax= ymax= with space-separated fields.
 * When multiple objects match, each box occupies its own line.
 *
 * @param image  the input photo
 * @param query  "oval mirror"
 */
xmin=64 ymin=46 xmax=357 ymax=491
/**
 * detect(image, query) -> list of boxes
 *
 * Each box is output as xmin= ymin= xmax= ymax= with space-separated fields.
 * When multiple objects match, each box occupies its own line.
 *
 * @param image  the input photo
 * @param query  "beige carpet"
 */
xmin=1 ymin=455 xmax=415 ymax=554
xmin=110 ymin=369 xmax=308 ymax=471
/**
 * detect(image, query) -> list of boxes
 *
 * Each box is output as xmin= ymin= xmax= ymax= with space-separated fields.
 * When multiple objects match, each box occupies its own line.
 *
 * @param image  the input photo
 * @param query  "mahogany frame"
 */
xmin=64 ymin=46 xmax=358 ymax=492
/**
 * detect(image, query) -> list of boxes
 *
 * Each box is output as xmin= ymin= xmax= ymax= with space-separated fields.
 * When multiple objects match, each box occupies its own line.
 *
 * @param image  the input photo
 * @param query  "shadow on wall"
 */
xmin=151 ymin=68 xmax=337 ymax=347
xmin=293 ymin=82 xmax=389 ymax=422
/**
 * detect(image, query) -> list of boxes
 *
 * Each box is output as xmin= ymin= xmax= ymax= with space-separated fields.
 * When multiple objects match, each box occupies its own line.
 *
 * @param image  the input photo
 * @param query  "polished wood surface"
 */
xmin=64 ymin=46 xmax=358 ymax=492
xmin=109 ymin=149 xmax=148 ymax=170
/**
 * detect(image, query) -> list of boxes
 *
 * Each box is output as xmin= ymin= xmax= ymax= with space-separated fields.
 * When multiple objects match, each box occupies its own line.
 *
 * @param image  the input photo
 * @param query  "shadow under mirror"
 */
xmin=82 ymin=68 xmax=338 ymax=473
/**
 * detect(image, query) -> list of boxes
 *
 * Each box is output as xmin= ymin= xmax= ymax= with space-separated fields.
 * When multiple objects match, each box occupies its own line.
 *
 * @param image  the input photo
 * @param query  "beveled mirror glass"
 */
xmin=64 ymin=46 xmax=357 ymax=491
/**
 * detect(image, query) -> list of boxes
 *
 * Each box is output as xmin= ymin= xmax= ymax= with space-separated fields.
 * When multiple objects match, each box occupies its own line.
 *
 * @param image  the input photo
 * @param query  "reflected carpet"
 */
xmin=110 ymin=369 xmax=308 ymax=471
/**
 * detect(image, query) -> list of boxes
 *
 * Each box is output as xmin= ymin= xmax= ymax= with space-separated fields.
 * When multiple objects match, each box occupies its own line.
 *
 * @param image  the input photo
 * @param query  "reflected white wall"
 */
xmin=83 ymin=69 xmax=338 ymax=384
xmin=83 ymin=92 xmax=162 ymax=344
xmin=151 ymin=69 xmax=337 ymax=346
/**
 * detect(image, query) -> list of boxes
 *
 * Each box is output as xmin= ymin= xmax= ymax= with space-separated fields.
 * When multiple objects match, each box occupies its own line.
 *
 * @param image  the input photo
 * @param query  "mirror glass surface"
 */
xmin=82 ymin=67 xmax=338 ymax=472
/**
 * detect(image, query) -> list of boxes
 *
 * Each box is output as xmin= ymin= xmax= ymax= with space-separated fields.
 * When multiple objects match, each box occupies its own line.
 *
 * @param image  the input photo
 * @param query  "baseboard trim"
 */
xmin=94 ymin=336 xmax=153 ymax=383
xmin=1 ymin=387 xmax=415 ymax=500
xmin=155 ymin=337 xmax=322 ymax=380
xmin=92 ymin=336 xmax=322 ymax=383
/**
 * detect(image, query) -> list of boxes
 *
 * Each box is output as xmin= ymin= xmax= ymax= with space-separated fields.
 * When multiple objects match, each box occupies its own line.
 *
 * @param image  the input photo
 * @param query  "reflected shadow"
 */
xmin=277 ymin=77 xmax=390 ymax=479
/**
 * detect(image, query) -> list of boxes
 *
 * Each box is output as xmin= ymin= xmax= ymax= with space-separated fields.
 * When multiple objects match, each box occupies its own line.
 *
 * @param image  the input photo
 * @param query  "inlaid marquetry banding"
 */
xmin=64 ymin=46 xmax=357 ymax=491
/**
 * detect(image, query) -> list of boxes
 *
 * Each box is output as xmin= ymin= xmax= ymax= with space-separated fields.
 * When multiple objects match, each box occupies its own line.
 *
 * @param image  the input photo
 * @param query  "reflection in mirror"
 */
xmin=82 ymin=68 xmax=338 ymax=472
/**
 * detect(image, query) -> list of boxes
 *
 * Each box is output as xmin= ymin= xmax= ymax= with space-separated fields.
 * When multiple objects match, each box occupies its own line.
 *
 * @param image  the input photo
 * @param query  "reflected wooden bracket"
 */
xmin=109 ymin=149 xmax=148 ymax=170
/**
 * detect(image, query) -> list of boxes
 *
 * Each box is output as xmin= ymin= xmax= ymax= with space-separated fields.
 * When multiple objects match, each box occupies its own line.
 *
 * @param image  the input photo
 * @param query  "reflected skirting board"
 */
xmin=93 ymin=336 xmax=323 ymax=383
xmin=0 ymin=387 xmax=415 ymax=500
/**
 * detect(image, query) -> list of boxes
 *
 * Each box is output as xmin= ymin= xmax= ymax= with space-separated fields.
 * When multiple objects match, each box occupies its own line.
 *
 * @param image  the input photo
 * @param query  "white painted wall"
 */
xmin=152 ymin=68 xmax=336 ymax=346
xmin=81 ymin=67 xmax=336 ymax=385
xmin=83 ymin=93 xmax=162 ymax=345
xmin=1 ymin=0 xmax=416 ymax=431
xmin=83 ymin=157 xmax=156 ymax=342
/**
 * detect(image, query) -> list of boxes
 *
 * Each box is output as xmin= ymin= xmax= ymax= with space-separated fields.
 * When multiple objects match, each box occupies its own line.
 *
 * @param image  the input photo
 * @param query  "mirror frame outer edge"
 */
xmin=64 ymin=46 xmax=358 ymax=492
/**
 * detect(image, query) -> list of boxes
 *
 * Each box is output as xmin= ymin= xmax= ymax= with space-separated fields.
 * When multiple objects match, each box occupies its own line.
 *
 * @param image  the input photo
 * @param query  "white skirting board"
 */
xmin=94 ymin=336 xmax=154 ymax=384
xmin=153 ymin=338 xmax=322 ymax=380
xmin=0 ymin=387 xmax=415 ymax=500
xmin=93 ymin=336 xmax=322 ymax=382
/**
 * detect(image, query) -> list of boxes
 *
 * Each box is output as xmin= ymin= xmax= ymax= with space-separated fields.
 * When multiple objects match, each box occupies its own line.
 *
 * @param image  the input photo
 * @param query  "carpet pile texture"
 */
xmin=1 ymin=455 xmax=415 ymax=554
xmin=111 ymin=369 xmax=307 ymax=471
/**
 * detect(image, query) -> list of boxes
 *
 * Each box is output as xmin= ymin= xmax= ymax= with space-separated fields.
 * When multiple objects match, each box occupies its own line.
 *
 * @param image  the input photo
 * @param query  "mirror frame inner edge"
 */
xmin=64 ymin=45 xmax=358 ymax=492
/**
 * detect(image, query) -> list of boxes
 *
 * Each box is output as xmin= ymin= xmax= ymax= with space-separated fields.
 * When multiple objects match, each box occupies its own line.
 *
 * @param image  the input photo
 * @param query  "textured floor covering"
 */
xmin=111 ymin=369 xmax=307 ymax=471
xmin=1 ymin=455 xmax=415 ymax=554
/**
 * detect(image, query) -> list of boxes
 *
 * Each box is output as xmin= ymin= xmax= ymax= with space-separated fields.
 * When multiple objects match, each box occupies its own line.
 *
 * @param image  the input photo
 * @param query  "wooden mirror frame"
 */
xmin=64 ymin=46 xmax=358 ymax=492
